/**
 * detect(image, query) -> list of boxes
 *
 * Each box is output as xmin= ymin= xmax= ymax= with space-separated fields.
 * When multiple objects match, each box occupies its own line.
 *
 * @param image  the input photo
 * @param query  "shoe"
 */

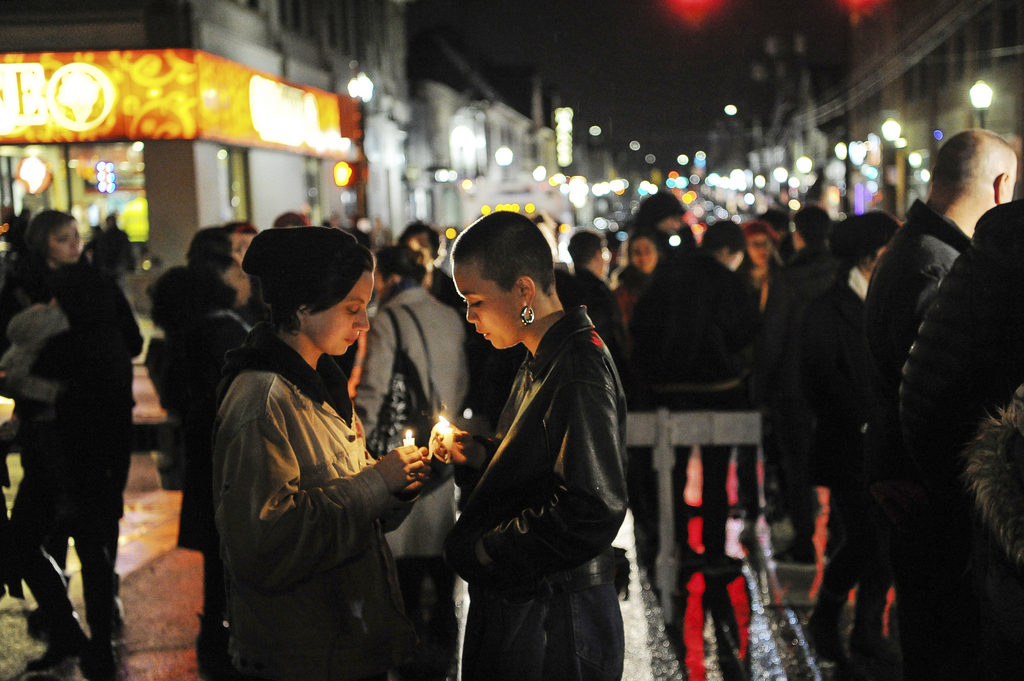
xmin=25 ymin=618 xmax=88 ymax=670
xmin=79 ymin=640 xmax=117 ymax=681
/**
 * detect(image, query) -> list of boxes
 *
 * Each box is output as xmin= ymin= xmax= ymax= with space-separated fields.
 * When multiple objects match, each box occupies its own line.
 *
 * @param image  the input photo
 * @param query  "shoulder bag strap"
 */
xmin=399 ymin=304 xmax=440 ymax=407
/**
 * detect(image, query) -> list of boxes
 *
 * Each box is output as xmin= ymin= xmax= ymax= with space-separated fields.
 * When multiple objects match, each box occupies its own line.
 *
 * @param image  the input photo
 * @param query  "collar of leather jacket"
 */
xmin=526 ymin=306 xmax=597 ymax=376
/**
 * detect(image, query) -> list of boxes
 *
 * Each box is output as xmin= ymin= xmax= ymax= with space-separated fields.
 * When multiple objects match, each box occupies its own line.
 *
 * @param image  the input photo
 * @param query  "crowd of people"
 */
xmin=0 ymin=125 xmax=1021 ymax=681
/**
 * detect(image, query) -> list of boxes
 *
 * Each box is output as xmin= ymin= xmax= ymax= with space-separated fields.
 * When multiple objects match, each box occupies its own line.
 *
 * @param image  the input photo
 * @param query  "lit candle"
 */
xmin=0 ymin=396 xmax=14 ymax=425
xmin=430 ymin=416 xmax=455 ymax=463
xmin=402 ymin=429 xmax=416 ymax=448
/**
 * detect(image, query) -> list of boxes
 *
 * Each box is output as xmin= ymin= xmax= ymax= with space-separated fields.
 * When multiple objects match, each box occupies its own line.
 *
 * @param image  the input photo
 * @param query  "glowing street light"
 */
xmin=494 ymin=146 xmax=514 ymax=166
xmin=835 ymin=142 xmax=848 ymax=161
xmin=881 ymin=118 xmax=902 ymax=142
xmin=724 ymin=104 xmax=737 ymax=116
xmin=772 ymin=167 xmax=789 ymax=183
xmin=347 ymin=72 xmax=374 ymax=102
xmin=795 ymin=156 xmax=813 ymax=174
xmin=969 ymin=80 xmax=993 ymax=128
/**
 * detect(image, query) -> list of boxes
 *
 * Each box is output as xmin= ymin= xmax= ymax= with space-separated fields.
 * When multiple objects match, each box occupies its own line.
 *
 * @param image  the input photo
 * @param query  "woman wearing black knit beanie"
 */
xmin=211 ymin=227 xmax=428 ymax=681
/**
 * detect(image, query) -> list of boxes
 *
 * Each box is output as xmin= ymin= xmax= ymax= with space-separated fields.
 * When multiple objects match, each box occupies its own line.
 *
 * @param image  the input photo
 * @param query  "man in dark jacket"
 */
xmin=801 ymin=213 xmax=899 ymax=665
xmin=632 ymin=222 xmax=759 ymax=571
xmin=754 ymin=205 xmax=838 ymax=563
xmin=864 ymin=129 xmax=1018 ymax=680
xmin=900 ymin=199 xmax=1024 ymax=678
xmin=566 ymin=230 xmax=629 ymax=375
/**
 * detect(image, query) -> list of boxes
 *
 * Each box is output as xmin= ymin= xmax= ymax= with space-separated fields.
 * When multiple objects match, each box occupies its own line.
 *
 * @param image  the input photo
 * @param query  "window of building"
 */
xmin=934 ymin=41 xmax=948 ymax=85
xmin=904 ymin=67 xmax=916 ymax=103
xmin=1000 ymin=1 xmax=1020 ymax=63
xmin=917 ymin=59 xmax=929 ymax=100
xmin=954 ymin=29 xmax=966 ymax=80
xmin=326 ymin=3 xmax=338 ymax=47
xmin=977 ymin=6 xmax=994 ymax=72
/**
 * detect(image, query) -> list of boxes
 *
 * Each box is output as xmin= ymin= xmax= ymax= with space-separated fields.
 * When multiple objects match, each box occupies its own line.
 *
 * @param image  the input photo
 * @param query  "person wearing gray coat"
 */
xmin=355 ymin=245 xmax=469 ymax=672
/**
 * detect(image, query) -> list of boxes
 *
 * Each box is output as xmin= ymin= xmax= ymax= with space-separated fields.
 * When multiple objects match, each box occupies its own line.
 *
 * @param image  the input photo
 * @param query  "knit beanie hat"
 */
xmin=634 ymin=192 xmax=685 ymax=229
xmin=241 ymin=227 xmax=370 ymax=308
xmin=701 ymin=221 xmax=747 ymax=254
xmin=830 ymin=212 xmax=899 ymax=260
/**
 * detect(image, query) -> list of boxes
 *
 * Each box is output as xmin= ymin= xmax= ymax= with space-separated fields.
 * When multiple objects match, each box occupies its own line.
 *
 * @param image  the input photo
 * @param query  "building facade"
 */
xmin=0 ymin=0 xmax=413 ymax=309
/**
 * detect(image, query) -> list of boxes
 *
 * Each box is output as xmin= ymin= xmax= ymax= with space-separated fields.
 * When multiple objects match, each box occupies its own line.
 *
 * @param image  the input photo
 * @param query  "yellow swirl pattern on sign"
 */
xmin=0 ymin=49 xmax=359 ymax=158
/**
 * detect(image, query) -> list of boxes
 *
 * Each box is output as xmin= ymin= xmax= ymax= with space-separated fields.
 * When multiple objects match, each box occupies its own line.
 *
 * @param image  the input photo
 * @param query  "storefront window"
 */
xmin=0 ymin=145 xmax=69 ymax=223
xmin=216 ymin=146 xmax=251 ymax=222
xmin=66 ymin=142 xmax=148 ymax=244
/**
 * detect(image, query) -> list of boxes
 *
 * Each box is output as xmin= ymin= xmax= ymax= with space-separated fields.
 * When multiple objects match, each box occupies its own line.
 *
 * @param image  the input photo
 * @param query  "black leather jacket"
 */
xmin=444 ymin=307 xmax=628 ymax=597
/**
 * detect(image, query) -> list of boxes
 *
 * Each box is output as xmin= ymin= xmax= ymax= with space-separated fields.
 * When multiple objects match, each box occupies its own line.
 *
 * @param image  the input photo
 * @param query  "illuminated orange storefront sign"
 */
xmin=0 ymin=49 xmax=360 ymax=159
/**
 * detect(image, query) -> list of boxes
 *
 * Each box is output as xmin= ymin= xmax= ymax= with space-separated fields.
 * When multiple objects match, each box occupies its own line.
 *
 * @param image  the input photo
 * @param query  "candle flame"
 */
xmin=437 ymin=416 xmax=449 ymax=428
xmin=405 ymin=429 xmax=413 ymax=439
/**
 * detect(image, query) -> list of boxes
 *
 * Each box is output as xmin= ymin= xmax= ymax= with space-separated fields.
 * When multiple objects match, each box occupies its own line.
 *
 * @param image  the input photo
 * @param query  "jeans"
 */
xmin=462 ymin=582 xmax=624 ymax=681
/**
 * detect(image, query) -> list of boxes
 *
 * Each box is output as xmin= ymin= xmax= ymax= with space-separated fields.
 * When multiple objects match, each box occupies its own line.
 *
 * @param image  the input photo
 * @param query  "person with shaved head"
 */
xmin=864 ymin=129 xmax=1018 ymax=679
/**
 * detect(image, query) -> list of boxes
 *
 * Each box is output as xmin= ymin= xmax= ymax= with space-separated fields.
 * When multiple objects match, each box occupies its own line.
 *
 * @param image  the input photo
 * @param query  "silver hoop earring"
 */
xmin=520 ymin=305 xmax=535 ymax=326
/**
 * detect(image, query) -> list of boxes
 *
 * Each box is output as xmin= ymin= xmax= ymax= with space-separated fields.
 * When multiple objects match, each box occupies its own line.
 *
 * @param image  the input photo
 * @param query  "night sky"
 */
xmin=407 ymin=0 xmax=852 ymax=175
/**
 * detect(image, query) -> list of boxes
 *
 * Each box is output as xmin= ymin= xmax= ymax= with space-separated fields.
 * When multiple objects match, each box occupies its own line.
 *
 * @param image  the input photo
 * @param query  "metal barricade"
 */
xmin=625 ymin=408 xmax=762 ymax=622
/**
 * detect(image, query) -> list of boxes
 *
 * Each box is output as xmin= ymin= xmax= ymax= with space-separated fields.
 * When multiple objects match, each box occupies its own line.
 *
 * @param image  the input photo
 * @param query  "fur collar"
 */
xmin=962 ymin=384 xmax=1024 ymax=569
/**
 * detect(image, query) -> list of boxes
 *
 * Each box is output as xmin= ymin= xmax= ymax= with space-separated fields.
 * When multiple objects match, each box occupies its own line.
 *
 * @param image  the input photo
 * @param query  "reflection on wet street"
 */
xmin=619 ymin=456 xmax=901 ymax=681
xmin=3 ymin=445 xmax=902 ymax=681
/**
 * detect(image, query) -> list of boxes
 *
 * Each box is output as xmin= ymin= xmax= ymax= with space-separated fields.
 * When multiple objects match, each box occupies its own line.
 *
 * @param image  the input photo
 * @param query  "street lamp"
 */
xmin=880 ymin=118 xmax=905 ymax=216
xmin=969 ymin=80 xmax=993 ymax=128
xmin=881 ymin=118 xmax=902 ymax=142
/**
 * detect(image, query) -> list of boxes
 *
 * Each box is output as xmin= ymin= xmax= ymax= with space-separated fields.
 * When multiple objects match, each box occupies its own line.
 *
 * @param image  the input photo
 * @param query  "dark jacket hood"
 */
xmin=972 ymin=199 xmax=1024 ymax=269
xmin=220 ymin=322 xmax=352 ymax=422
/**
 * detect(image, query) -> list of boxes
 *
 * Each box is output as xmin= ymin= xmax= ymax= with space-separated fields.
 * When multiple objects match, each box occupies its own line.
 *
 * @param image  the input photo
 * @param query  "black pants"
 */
xmin=10 ymin=419 xmax=128 ymax=646
xmin=820 ymin=485 xmax=891 ymax=627
xmin=770 ymin=398 xmax=817 ymax=556
xmin=10 ymin=451 xmax=118 ymax=644
xmin=889 ymin=515 xmax=982 ymax=680
xmin=462 ymin=582 xmax=624 ymax=681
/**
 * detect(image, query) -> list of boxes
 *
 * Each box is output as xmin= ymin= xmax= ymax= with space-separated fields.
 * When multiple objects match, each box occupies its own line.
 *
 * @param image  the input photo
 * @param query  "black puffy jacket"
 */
xmin=900 ymin=200 xmax=1024 ymax=561
xmin=864 ymin=200 xmax=970 ymax=485
xmin=445 ymin=307 xmax=628 ymax=597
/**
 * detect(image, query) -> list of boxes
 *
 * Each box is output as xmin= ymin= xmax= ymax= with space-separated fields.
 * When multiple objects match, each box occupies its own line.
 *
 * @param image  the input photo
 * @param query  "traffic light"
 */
xmin=333 ymin=161 xmax=354 ymax=187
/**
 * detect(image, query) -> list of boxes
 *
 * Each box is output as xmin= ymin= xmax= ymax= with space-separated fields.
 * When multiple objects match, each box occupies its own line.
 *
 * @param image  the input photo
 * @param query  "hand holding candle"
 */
xmin=0 ymin=396 xmax=15 ymax=425
xmin=429 ymin=417 xmax=455 ymax=463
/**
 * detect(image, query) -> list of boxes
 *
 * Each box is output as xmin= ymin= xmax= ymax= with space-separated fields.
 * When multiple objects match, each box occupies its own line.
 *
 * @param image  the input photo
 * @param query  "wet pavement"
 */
xmin=2 ymin=441 xmax=899 ymax=681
